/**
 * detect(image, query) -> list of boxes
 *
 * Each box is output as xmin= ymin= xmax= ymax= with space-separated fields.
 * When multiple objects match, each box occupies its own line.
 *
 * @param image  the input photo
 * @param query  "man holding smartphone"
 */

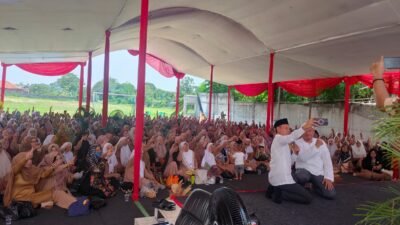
xmin=266 ymin=118 xmax=317 ymax=204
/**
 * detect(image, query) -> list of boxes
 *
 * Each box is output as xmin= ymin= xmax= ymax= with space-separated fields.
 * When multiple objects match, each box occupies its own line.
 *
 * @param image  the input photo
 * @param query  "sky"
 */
xmin=5 ymin=50 xmax=205 ymax=92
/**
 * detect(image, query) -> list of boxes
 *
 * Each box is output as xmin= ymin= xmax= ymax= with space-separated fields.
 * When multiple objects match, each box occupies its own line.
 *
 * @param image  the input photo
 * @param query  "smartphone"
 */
xmin=52 ymin=156 xmax=57 ymax=163
xmin=315 ymin=118 xmax=328 ymax=126
xmin=384 ymin=57 xmax=400 ymax=69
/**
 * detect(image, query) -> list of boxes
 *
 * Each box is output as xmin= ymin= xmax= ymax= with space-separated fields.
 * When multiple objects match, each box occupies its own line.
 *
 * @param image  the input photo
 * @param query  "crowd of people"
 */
xmin=0 ymin=104 xmax=394 ymax=217
xmin=0 ymin=56 xmax=396 ymax=215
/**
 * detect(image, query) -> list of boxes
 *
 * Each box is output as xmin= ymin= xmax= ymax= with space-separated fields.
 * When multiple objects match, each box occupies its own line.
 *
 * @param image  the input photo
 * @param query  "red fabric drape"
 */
xmin=133 ymin=0 xmax=149 ymax=201
xmin=350 ymin=72 xmax=400 ymax=95
xmin=16 ymin=62 xmax=80 ymax=76
xmin=233 ymin=83 xmax=268 ymax=97
xmin=278 ymin=77 xmax=343 ymax=98
xmin=128 ymin=50 xmax=185 ymax=79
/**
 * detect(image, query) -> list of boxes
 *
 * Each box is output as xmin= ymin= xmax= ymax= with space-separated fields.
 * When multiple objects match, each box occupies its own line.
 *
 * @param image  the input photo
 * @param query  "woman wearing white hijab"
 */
xmin=116 ymin=137 xmax=132 ymax=167
xmin=102 ymin=143 xmax=119 ymax=175
xmin=43 ymin=134 xmax=55 ymax=146
xmin=201 ymin=143 xmax=216 ymax=168
xmin=60 ymin=142 xmax=74 ymax=164
xmin=179 ymin=141 xmax=197 ymax=179
xmin=351 ymin=140 xmax=367 ymax=171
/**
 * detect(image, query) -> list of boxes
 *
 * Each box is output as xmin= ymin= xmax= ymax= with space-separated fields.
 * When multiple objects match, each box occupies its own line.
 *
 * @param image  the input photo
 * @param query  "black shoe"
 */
xmin=265 ymin=185 xmax=274 ymax=199
xmin=271 ymin=188 xmax=282 ymax=204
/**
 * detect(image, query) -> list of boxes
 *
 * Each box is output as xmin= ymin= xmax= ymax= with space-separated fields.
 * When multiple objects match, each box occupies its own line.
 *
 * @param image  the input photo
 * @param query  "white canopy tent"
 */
xmin=1 ymin=0 xmax=400 ymax=201
xmin=0 ymin=0 xmax=399 ymax=84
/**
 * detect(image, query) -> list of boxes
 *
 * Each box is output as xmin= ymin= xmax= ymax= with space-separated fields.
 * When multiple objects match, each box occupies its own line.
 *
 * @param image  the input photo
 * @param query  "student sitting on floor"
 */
xmin=293 ymin=128 xmax=336 ymax=200
xmin=353 ymin=149 xmax=392 ymax=181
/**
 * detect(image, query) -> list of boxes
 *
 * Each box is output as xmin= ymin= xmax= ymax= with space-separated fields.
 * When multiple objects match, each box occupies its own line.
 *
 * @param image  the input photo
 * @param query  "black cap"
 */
xmin=274 ymin=118 xmax=289 ymax=128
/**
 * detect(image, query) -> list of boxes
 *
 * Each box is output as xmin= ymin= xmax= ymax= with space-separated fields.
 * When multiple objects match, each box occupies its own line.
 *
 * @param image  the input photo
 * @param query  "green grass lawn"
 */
xmin=3 ymin=96 xmax=175 ymax=117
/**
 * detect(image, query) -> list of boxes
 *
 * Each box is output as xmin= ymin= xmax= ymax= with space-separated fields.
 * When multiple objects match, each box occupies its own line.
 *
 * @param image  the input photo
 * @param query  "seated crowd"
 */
xmin=0 ymin=109 xmax=394 ymax=216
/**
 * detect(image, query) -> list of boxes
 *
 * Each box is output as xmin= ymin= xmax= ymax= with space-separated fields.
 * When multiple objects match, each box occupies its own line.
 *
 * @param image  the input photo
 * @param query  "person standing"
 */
xmin=266 ymin=118 xmax=316 ymax=204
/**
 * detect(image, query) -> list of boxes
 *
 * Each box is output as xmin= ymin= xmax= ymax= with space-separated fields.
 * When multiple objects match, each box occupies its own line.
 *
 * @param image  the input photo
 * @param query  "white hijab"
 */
xmin=201 ymin=143 xmax=216 ymax=168
xmin=43 ymin=134 xmax=55 ymax=146
xmin=103 ymin=143 xmax=118 ymax=173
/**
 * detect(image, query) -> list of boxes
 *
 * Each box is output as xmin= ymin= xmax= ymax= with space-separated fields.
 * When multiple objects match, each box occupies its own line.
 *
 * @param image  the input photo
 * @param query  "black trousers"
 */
xmin=294 ymin=168 xmax=336 ymax=200
xmin=277 ymin=183 xmax=312 ymax=204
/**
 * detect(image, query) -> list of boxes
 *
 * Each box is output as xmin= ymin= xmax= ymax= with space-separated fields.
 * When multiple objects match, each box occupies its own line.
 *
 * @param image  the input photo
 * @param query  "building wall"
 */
xmin=183 ymin=93 xmax=385 ymax=138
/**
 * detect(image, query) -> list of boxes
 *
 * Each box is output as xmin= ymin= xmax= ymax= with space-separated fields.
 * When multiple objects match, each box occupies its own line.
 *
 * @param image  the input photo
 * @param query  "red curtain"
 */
xmin=15 ymin=62 xmax=81 ymax=76
xmin=128 ymin=50 xmax=185 ymax=79
xmin=278 ymin=77 xmax=343 ymax=98
xmin=233 ymin=83 xmax=268 ymax=96
xmin=351 ymin=72 xmax=400 ymax=95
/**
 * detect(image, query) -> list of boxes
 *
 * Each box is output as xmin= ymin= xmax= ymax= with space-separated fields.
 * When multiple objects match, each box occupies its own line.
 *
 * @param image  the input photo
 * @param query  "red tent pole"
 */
xmin=102 ymin=30 xmax=111 ymax=127
xmin=208 ymin=65 xmax=214 ymax=120
xmin=78 ymin=63 xmax=85 ymax=109
xmin=133 ymin=0 xmax=149 ymax=201
xmin=1 ymin=63 xmax=8 ymax=104
xmin=86 ymin=52 xmax=93 ymax=111
xmin=266 ymin=52 xmax=275 ymax=132
xmin=175 ymin=77 xmax=180 ymax=118
xmin=271 ymin=83 xmax=275 ymax=125
xmin=227 ymin=86 xmax=231 ymax=122
xmin=343 ymin=78 xmax=350 ymax=136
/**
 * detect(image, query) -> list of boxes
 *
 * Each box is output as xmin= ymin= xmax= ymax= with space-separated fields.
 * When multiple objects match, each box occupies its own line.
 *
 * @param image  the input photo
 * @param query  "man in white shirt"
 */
xmin=293 ymin=128 xmax=336 ymax=200
xmin=266 ymin=118 xmax=316 ymax=204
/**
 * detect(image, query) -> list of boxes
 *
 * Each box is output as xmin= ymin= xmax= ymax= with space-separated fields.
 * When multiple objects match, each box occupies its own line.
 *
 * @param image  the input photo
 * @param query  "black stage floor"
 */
xmin=11 ymin=174 xmax=399 ymax=225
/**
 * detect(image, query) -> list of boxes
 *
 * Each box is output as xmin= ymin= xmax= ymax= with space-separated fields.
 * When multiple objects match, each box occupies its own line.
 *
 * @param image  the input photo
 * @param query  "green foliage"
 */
xmin=356 ymin=104 xmax=400 ymax=224
xmin=28 ymin=73 xmax=79 ymax=97
xmin=52 ymin=73 xmax=80 ymax=97
xmin=180 ymin=77 xmax=196 ymax=96
xmin=317 ymin=83 xmax=345 ymax=102
xmin=352 ymin=83 xmax=374 ymax=99
xmin=29 ymin=84 xmax=57 ymax=96
xmin=197 ymin=81 xmax=228 ymax=93
xmin=356 ymin=189 xmax=400 ymax=225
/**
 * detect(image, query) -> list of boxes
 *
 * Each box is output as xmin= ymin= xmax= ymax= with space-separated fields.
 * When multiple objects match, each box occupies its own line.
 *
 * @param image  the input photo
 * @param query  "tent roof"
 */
xmin=0 ymin=0 xmax=399 ymax=84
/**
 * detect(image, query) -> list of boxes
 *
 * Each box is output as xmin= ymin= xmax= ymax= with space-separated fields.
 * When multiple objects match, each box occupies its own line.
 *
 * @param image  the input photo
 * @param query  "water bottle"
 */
xmin=5 ymin=215 xmax=12 ymax=225
xmin=220 ymin=177 xmax=224 ymax=184
xmin=190 ymin=175 xmax=195 ymax=185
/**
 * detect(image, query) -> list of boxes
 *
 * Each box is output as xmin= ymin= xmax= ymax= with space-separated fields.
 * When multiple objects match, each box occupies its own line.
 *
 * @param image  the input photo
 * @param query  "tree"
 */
xmin=180 ymin=77 xmax=196 ymax=96
xmin=51 ymin=73 xmax=80 ymax=97
xmin=29 ymin=84 xmax=56 ymax=96
xmin=197 ymin=80 xmax=228 ymax=93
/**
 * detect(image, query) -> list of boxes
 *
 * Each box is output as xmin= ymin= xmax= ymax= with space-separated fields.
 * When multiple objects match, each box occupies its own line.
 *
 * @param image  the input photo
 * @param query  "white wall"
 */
xmin=184 ymin=94 xmax=385 ymax=138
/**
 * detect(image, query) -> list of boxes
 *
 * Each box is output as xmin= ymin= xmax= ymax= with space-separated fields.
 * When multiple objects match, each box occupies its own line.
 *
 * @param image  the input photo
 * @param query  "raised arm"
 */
xmin=371 ymin=56 xmax=389 ymax=109
xmin=276 ymin=119 xmax=316 ymax=145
